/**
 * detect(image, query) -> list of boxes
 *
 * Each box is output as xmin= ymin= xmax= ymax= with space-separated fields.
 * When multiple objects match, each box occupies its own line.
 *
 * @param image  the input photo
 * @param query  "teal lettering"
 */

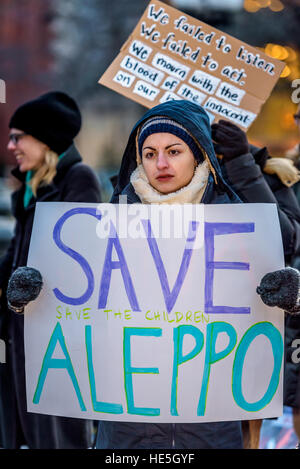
xmin=232 ymin=322 xmax=283 ymax=411
xmin=198 ymin=321 xmax=237 ymax=416
xmin=85 ymin=325 xmax=123 ymax=414
xmin=33 ymin=322 xmax=86 ymax=411
xmin=171 ymin=325 xmax=204 ymax=416
xmin=123 ymin=327 xmax=161 ymax=416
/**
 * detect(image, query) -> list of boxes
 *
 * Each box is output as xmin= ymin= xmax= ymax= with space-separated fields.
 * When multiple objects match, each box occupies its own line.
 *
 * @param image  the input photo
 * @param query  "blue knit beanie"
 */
xmin=138 ymin=117 xmax=204 ymax=162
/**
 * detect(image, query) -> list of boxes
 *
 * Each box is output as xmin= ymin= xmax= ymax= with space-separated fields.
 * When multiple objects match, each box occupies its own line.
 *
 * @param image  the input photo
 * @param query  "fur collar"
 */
xmin=130 ymin=161 xmax=209 ymax=204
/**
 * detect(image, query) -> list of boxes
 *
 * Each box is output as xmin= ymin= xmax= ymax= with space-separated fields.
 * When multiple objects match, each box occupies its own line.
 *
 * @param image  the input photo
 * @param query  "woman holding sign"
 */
xmin=98 ymin=99 xmax=243 ymax=449
xmin=0 ymin=91 xmax=101 ymax=449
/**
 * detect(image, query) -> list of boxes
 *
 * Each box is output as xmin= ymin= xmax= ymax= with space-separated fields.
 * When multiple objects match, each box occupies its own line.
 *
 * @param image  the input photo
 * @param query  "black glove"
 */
xmin=256 ymin=267 xmax=300 ymax=314
xmin=211 ymin=119 xmax=249 ymax=161
xmin=7 ymin=266 xmax=43 ymax=314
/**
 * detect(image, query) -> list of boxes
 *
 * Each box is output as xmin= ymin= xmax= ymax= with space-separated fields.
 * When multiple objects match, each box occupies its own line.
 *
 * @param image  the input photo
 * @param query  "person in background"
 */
xmin=0 ymin=91 xmax=101 ymax=448
xmin=281 ymin=106 xmax=300 ymax=442
xmin=211 ymin=119 xmax=300 ymax=266
xmin=212 ymin=118 xmax=300 ymax=449
xmin=257 ymin=266 xmax=300 ymax=445
xmin=285 ymin=103 xmax=300 ymax=168
xmin=285 ymin=103 xmax=300 ymax=270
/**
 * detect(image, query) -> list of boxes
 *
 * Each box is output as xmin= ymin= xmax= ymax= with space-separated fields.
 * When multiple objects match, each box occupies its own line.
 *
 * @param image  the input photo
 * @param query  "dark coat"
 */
xmin=222 ymin=146 xmax=300 ymax=264
xmin=221 ymin=146 xmax=300 ymax=409
xmin=283 ymin=314 xmax=300 ymax=408
xmin=283 ymin=149 xmax=300 ymax=409
xmin=0 ymin=144 xmax=102 ymax=448
xmin=97 ymin=100 xmax=243 ymax=450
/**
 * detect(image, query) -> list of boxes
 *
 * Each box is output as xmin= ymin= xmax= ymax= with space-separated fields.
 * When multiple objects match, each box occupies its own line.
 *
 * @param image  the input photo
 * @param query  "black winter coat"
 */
xmin=222 ymin=147 xmax=300 ymax=264
xmin=285 ymin=150 xmax=300 ymax=409
xmin=0 ymin=145 xmax=102 ymax=448
xmin=222 ymin=146 xmax=300 ymax=409
xmin=97 ymin=100 xmax=243 ymax=450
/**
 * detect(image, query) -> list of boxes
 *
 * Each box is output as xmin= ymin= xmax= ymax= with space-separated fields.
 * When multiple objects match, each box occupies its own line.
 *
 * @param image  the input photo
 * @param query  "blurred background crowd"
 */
xmin=0 ymin=0 xmax=300 ymax=206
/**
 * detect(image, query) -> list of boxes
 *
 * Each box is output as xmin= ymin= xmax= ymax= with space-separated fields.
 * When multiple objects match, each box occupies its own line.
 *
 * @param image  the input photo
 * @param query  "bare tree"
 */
xmin=50 ymin=0 xmax=149 ymax=110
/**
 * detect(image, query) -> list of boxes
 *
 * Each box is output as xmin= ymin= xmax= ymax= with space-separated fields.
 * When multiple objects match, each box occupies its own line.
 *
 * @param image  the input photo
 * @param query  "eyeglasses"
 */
xmin=8 ymin=132 xmax=27 ymax=145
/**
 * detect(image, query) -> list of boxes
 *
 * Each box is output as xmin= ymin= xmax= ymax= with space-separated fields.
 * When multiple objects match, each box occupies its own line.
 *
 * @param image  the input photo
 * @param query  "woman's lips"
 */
xmin=156 ymin=174 xmax=174 ymax=182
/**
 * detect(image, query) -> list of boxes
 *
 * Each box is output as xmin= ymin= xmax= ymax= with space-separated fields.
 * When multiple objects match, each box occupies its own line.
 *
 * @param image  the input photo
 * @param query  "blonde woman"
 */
xmin=0 ymin=91 xmax=101 ymax=448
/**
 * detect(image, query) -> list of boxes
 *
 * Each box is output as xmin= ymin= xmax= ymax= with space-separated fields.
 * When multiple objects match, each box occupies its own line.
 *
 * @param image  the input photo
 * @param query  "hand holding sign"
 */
xmin=7 ymin=266 xmax=43 ymax=314
xmin=211 ymin=120 xmax=249 ymax=161
xmin=257 ymin=267 xmax=300 ymax=313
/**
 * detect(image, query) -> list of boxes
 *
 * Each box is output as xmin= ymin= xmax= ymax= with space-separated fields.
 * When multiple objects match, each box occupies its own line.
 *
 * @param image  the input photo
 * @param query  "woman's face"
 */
xmin=142 ymin=132 xmax=197 ymax=194
xmin=7 ymin=128 xmax=48 ymax=172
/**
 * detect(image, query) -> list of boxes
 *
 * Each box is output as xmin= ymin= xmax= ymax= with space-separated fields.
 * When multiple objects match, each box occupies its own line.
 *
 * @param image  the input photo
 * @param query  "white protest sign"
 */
xmin=25 ymin=202 xmax=284 ymax=423
xmin=98 ymin=0 xmax=285 ymax=129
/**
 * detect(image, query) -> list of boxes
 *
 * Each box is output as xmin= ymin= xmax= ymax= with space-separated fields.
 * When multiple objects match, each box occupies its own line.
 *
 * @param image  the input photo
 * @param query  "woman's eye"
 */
xmin=144 ymin=152 xmax=155 ymax=159
xmin=169 ymin=149 xmax=179 ymax=156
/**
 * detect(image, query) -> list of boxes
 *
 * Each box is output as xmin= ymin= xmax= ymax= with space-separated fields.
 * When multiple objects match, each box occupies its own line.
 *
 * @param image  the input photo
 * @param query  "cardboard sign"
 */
xmin=24 ymin=202 xmax=284 ymax=423
xmin=98 ymin=0 xmax=285 ymax=128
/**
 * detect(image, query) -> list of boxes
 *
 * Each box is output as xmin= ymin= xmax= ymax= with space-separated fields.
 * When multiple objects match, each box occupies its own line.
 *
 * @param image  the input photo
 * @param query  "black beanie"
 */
xmin=9 ymin=91 xmax=82 ymax=154
xmin=138 ymin=117 xmax=203 ymax=163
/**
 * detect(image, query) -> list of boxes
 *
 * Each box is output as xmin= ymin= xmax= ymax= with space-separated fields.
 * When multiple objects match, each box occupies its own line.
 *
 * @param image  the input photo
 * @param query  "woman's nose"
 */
xmin=7 ymin=139 xmax=16 ymax=151
xmin=156 ymin=152 xmax=169 ymax=169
